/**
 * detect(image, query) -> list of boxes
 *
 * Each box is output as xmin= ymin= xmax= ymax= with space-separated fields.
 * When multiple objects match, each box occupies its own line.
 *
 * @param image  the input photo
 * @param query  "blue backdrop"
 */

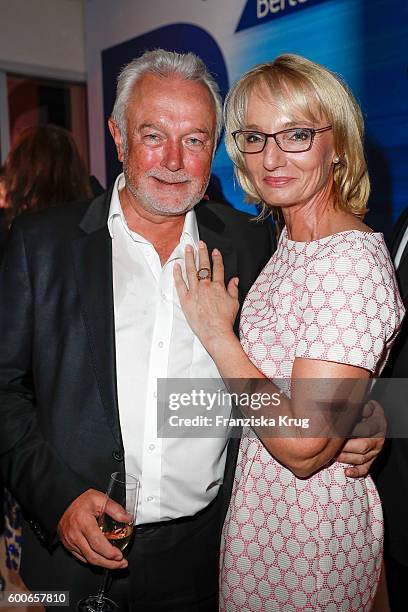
xmin=102 ymin=0 xmax=408 ymax=237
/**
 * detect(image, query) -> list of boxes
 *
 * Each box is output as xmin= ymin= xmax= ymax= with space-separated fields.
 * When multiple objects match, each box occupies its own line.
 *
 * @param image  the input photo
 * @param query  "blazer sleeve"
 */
xmin=0 ymin=220 xmax=90 ymax=548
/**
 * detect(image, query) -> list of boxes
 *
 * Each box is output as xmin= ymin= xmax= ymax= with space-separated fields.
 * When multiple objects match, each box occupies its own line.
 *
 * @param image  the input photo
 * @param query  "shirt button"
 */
xmin=153 ymin=391 xmax=157 ymax=398
xmin=158 ymin=341 xmax=164 ymax=348
xmin=161 ymin=292 xmax=166 ymax=301
xmin=148 ymin=444 xmax=155 ymax=451
xmin=146 ymin=496 xmax=154 ymax=502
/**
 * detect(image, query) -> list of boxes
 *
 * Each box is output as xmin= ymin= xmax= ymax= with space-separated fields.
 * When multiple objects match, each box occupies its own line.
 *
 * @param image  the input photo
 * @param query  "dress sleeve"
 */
xmin=295 ymin=243 xmax=404 ymax=372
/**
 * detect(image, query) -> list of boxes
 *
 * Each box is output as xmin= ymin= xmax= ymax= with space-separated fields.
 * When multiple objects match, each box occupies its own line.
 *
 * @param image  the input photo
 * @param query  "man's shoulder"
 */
xmin=203 ymin=199 xmax=256 ymax=222
xmin=14 ymin=200 xmax=87 ymax=230
xmin=390 ymin=204 xmax=408 ymax=248
xmin=196 ymin=200 xmax=275 ymax=272
xmin=12 ymin=193 xmax=107 ymax=240
xmin=394 ymin=204 xmax=408 ymax=229
xmin=197 ymin=199 xmax=272 ymax=236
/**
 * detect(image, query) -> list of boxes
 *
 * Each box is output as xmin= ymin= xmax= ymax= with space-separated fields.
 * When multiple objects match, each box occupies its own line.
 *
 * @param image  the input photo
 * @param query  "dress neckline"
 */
xmin=281 ymin=225 xmax=383 ymax=246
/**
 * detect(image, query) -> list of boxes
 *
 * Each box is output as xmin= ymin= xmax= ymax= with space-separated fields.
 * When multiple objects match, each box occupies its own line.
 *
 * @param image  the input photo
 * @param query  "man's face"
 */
xmin=110 ymin=74 xmax=216 ymax=217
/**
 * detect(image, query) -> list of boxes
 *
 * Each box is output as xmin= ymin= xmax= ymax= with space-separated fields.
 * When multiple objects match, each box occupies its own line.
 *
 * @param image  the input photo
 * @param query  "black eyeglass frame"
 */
xmin=232 ymin=125 xmax=332 ymax=154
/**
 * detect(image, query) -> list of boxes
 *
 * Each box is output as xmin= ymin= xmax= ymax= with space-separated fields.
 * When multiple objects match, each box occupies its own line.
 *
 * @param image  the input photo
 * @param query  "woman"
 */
xmin=174 ymin=55 xmax=404 ymax=610
xmin=2 ymin=124 xmax=92 ymax=227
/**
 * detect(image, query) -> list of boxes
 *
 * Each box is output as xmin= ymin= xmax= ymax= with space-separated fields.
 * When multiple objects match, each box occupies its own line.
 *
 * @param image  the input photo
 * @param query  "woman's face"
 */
xmin=243 ymin=87 xmax=336 ymax=210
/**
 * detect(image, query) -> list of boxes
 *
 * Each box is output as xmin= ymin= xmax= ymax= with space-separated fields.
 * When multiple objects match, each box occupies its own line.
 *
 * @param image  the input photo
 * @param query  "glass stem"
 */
xmin=96 ymin=568 xmax=110 ymax=608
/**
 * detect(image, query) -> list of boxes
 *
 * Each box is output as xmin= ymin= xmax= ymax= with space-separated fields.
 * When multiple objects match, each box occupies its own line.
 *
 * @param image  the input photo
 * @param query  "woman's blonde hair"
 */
xmin=224 ymin=54 xmax=370 ymax=219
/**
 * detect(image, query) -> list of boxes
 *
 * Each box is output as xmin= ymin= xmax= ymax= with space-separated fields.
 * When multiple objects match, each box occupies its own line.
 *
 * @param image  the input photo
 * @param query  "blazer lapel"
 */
xmin=71 ymin=196 xmax=244 ymax=446
xmin=195 ymin=202 xmax=238 ymax=293
xmin=196 ymin=202 xmax=243 ymax=336
xmin=396 ymin=253 xmax=408 ymax=306
xmin=71 ymin=189 xmax=122 ymax=448
xmin=390 ymin=207 xmax=408 ymax=260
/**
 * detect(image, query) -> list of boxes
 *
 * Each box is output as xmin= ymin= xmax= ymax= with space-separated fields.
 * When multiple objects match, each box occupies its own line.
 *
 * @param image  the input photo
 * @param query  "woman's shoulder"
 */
xmin=304 ymin=230 xmax=399 ymax=305
xmin=312 ymin=229 xmax=388 ymax=264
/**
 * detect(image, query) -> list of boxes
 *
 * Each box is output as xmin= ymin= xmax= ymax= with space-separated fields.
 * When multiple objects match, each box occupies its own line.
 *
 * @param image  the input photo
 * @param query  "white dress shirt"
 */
xmin=108 ymin=174 xmax=228 ymax=523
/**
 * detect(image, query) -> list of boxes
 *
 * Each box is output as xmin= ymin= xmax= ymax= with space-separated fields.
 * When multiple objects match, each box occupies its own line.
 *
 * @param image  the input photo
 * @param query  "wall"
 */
xmin=0 ymin=0 xmax=86 ymax=80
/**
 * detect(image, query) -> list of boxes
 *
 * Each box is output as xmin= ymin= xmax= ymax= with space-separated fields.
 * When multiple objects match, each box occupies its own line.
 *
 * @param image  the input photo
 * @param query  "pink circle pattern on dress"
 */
xmin=220 ymin=229 xmax=405 ymax=611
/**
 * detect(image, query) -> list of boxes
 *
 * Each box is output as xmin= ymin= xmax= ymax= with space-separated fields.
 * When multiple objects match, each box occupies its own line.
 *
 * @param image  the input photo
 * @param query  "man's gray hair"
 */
xmin=111 ymin=48 xmax=223 ymax=151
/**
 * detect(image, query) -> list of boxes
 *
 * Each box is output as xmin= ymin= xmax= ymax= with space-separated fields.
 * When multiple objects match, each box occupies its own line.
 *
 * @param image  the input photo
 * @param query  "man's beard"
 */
xmin=123 ymin=162 xmax=209 ymax=217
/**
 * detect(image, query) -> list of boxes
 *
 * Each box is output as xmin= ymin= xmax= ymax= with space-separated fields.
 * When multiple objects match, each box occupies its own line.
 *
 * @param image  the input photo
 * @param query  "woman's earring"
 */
xmin=333 ymin=156 xmax=340 ymax=164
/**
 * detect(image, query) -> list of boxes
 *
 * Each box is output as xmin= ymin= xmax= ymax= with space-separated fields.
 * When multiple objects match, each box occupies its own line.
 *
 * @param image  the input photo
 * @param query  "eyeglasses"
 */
xmin=232 ymin=126 xmax=332 ymax=154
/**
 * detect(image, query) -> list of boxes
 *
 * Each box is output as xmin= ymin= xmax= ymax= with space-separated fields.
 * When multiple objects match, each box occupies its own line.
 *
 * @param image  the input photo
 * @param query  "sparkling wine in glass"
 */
xmin=101 ymin=523 xmax=134 ymax=552
xmin=77 ymin=472 xmax=140 ymax=612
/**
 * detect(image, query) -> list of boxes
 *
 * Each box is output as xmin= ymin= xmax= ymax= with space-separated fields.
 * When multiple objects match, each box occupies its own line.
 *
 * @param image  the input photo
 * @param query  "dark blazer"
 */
xmin=0 ymin=188 xmax=274 ymax=594
xmin=373 ymin=205 xmax=408 ymax=567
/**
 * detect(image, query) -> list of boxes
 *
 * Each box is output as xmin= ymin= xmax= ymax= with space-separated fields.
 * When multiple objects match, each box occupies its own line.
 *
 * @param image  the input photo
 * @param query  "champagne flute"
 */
xmin=77 ymin=472 xmax=140 ymax=612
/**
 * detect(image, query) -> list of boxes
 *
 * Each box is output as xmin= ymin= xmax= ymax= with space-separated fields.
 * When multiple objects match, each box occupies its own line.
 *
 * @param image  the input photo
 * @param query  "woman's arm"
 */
xmin=174 ymin=242 xmax=370 ymax=478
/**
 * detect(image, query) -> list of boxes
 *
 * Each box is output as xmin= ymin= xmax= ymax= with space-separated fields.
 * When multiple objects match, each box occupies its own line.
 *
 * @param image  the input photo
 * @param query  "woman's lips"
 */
xmin=263 ymin=177 xmax=294 ymax=187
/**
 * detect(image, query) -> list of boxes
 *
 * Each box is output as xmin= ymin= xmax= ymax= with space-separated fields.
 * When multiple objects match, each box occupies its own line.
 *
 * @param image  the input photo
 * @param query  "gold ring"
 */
xmin=197 ymin=267 xmax=211 ymax=281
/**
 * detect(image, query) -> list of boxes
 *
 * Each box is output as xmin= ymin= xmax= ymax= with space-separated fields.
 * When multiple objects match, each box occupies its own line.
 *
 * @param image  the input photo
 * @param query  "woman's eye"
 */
xmin=288 ymin=129 xmax=310 ymax=141
xmin=246 ymin=133 xmax=264 ymax=144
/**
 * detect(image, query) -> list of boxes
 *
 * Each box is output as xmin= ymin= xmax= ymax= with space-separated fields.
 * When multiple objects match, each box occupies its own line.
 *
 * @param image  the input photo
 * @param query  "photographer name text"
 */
xmin=168 ymin=414 xmax=310 ymax=429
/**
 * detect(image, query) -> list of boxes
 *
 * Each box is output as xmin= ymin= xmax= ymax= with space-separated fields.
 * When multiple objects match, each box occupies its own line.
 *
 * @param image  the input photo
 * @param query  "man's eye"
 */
xmin=143 ymin=133 xmax=162 ymax=145
xmin=184 ymin=137 xmax=205 ymax=148
xmin=288 ymin=129 xmax=311 ymax=141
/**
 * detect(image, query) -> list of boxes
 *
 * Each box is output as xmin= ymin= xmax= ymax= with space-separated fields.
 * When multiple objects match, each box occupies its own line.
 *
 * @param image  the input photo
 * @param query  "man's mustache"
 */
xmin=146 ymin=170 xmax=192 ymax=183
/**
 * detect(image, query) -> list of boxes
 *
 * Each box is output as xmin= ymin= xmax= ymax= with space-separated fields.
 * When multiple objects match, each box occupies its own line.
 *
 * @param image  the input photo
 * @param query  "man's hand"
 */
xmin=337 ymin=400 xmax=386 ymax=478
xmin=57 ymin=489 xmax=130 ymax=569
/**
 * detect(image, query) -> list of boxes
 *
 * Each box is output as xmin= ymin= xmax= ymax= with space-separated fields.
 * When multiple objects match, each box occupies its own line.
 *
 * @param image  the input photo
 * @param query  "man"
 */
xmin=373 ymin=206 xmax=408 ymax=611
xmin=0 ymin=50 xmax=383 ymax=611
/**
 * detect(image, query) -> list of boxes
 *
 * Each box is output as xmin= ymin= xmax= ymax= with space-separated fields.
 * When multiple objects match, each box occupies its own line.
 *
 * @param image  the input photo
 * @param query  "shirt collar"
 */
xmin=107 ymin=173 xmax=126 ymax=239
xmin=180 ymin=207 xmax=200 ymax=251
xmin=107 ymin=172 xmax=200 ymax=250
